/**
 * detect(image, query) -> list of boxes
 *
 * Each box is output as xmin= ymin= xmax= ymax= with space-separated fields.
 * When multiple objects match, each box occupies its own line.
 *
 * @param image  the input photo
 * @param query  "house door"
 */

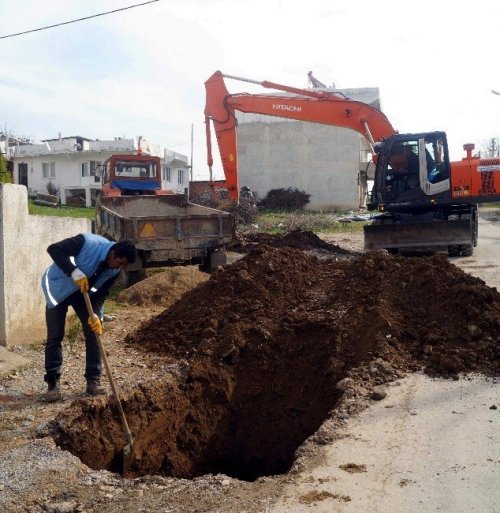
xmin=18 ymin=163 xmax=28 ymax=187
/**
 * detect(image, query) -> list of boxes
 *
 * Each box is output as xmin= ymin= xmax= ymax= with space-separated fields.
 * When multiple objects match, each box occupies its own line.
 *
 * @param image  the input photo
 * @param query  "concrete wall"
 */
xmin=237 ymin=118 xmax=362 ymax=210
xmin=0 ymin=184 xmax=91 ymax=348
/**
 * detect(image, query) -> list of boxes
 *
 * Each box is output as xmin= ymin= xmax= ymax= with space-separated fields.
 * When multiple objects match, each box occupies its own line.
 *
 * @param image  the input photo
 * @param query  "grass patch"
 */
xmin=28 ymin=199 xmax=95 ymax=220
xmin=103 ymin=283 xmax=126 ymax=314
xmin=104 ymin=299 xmax=123 ymax=315
xmin=29 ymin=339 xmax=46 ymax=352
xmin=107 ymin=283 xmax=125 ymax=301
xmin=242 ymin=209 xmax=369 ymax=235
xmin=479 ymin=202 xmax=500 ymax=209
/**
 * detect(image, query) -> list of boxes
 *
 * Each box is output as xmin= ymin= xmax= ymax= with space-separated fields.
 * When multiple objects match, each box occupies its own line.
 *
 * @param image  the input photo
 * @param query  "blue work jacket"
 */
xmin=42 ymin=233 xmax=119 ymax=308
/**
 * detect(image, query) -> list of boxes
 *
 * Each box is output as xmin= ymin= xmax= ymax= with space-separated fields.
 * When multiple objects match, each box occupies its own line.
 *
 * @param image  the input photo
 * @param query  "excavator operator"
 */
xmin=387 ymin=145 xmax=420 ymax=200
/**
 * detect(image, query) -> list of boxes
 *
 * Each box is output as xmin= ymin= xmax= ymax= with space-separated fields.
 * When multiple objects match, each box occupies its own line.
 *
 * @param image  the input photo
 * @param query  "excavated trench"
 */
xmin=53 ymin=245 xmax=500 ymax=480
xmin=57 ymin=334 xmax=344 ymax=481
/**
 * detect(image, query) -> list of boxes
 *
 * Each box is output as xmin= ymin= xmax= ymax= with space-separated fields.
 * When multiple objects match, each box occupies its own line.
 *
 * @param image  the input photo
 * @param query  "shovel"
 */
xmin=82 ymin=291 xmax=134 ymax=474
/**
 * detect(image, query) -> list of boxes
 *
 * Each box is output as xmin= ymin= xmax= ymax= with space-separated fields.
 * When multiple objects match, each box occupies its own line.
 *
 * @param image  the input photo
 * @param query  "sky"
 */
xmin=1 ymin=0 xmax=500 ymax=180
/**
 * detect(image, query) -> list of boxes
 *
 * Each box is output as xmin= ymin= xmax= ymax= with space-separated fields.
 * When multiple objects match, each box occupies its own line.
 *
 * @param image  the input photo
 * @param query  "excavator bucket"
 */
xmin=364 ymin=219 xmax=473 ymax=252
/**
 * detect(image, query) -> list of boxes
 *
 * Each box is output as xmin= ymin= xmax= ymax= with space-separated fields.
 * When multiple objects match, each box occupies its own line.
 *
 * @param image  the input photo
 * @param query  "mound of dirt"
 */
xmin=53 ymin=248 xmax=500 ymax=482
xmin=116 ymin=266 xmax=208 ymax=307
xmin=233 ymin=229 xmax=355 ymax=254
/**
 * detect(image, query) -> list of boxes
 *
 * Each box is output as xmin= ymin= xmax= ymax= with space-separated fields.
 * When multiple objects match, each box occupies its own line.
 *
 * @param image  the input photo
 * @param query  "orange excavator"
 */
xmin=204 ymin=70 xmax=500 ymax=255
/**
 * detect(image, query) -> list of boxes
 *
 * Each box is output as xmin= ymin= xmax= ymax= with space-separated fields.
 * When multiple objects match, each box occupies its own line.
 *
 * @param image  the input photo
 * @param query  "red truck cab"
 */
xmin=101 ymin=154 xmax=172 ymax=197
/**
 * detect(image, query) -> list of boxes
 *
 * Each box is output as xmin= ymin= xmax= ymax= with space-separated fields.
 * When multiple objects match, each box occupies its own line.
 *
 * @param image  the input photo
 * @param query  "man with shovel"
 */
xmin=41 ymin=233 xmax=136 ymax=402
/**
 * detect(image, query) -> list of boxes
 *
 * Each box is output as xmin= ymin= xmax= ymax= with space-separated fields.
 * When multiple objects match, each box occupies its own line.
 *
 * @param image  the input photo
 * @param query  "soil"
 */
xmin=1 ymin=225 xmax=499 ymax=513
xmin=232 ymin=229 xmax=358 ymax=255
xmin=52 ymin=247 xmax=500 ymax=483
xmin=115 ymin=266 xmax=209 ymax=308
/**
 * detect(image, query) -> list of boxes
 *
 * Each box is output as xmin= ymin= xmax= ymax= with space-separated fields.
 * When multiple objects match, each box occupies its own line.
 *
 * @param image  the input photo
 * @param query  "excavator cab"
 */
xmin=369 ymin=131 xmax=451 ymax=210
xmin=365 ymin=132 xmax=478 ymax=254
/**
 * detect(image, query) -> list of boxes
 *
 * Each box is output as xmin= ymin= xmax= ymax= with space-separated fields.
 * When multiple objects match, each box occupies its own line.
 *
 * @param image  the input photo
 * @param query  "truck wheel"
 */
xmin=125 ymin=269 xmax=146 ymax=287
xmin=448 ymin=246 xmax=461 ymax=257
xmin=200 ymin=248 xmax=227 ymax=273
xmin=473 ymin=210 xmax=479 ymax=247
xmin=460 ymin=245 xmax=473 ymax=257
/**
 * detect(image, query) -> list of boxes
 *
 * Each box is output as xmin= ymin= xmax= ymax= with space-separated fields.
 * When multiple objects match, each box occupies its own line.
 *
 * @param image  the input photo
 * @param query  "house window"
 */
xmin=43 ymin=162 xmax=56 ymax=178
xmin=81 ymin=162 xmax=90 ymax=177
xmin=178 ymin=169 xmax=184 ymax=185
xmin=163 ymin=166 xmax=171 ymax=181
xmin=90 ymin=161 xmax=102 ymax=176
xmin=90 ymin=161 xmax=102 ymax=182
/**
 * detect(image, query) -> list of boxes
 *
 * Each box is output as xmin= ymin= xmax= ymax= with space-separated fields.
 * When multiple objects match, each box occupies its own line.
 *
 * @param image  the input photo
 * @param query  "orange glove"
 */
xmin=88 ymin=315 xmax=103 ymax=335
xmin=71 ymin=268 xmax=89 ymax=293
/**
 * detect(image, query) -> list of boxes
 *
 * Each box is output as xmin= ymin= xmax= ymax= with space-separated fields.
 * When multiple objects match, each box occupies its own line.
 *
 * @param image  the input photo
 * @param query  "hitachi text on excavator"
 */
xmin=204 ymin=70 xmax=500 ymax=255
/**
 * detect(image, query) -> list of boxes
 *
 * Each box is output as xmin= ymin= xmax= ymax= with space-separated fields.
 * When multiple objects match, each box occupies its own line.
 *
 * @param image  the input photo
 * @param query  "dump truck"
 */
xmin=95 ymin=153 xmax=234 ymax=284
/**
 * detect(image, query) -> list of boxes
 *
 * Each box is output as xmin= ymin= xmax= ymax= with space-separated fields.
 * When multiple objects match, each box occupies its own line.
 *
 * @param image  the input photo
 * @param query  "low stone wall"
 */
xmin=0 ymin=184 xmax=91 ymax=347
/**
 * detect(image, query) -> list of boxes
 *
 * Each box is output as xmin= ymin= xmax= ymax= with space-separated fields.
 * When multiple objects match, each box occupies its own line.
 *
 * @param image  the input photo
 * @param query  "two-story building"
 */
xmin=9 ymin=135 xmax=190 ymax=207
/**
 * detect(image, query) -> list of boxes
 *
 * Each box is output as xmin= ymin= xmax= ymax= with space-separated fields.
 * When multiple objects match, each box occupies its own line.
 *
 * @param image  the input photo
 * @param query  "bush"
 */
xmin=0 ymin=155 xmax=12 ymax=183
xmin=46 ymin=180 xmax=59 ymax=195
xmin=258 ymin=187 xmax=310 ymax=210
xmin=191 ymin=190 xmax=219 ymax=209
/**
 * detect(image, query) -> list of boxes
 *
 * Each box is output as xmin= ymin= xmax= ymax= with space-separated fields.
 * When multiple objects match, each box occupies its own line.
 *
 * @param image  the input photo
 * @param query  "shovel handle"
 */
xmin=82 ymin=292 xmax=134 ymax=449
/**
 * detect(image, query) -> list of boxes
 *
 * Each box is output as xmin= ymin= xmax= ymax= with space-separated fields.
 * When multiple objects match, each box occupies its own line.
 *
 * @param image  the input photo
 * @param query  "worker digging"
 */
xmin=41 ymin=234 xmax=137 ymax=402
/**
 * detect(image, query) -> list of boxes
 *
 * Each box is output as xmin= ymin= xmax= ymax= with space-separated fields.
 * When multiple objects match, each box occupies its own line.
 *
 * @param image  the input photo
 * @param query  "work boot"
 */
xmin=42 ymin=378 xmax=62 ymax=402
xmin=86 ymin=380 xmax=106 ymax=396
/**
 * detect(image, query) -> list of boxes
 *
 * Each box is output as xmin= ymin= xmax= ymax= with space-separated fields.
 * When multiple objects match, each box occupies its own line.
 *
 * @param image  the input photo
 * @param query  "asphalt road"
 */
xmin=453 ymin=218 xmax=500 ymax=290
xmin=271 ymin=374 xmax=498 ymax=513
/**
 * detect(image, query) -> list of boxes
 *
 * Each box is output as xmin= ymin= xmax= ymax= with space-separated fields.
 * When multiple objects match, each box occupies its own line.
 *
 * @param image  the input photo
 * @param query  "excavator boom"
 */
xmin=204 ymin=70 xmax=396 ymax=200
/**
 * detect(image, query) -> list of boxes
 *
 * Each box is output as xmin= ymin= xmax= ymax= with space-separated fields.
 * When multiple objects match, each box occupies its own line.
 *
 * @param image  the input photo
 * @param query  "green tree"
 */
xmin=0 ymin=154 xmax=12 ymax=183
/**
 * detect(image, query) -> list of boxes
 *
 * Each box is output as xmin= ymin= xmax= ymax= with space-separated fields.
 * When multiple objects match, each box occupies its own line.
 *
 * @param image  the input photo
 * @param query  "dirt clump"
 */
xmin=298 ymin=490 xmax=351 ymax=504
xmin=233 ymin=229 xmax=355 ymax=255
xmin=339 ymin=463 xmax=367 ymax=473
xmin=116 ymin=266 xmax=208 ymax=307
xmin=52 ymin=247 xmax=500 ymax=482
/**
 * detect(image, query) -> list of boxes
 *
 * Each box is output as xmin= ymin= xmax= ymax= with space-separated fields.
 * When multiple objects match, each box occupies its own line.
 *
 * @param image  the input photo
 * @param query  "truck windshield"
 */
xmin=114 ymin=161 xmax=156 ymax=178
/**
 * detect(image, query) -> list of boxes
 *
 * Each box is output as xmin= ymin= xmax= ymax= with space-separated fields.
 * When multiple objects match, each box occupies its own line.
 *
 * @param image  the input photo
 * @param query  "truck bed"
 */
xmin=96 ymin=195 xmax=234 ymax=264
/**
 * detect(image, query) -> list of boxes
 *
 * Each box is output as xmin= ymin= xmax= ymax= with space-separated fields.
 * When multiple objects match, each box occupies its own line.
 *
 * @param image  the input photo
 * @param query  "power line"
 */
xmin=168 ymin=138 xmax=194 ymax=148
xmin=0 ymin=0 xmax=160 ymax=40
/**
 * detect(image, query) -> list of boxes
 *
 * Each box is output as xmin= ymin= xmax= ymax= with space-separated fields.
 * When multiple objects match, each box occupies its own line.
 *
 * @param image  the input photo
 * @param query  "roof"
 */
xmin=42 ymin=136 xmax=94 ymax=142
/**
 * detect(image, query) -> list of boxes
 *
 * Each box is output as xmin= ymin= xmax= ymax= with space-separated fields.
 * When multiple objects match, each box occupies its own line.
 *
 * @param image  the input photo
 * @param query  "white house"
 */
xmin=9 ymin=135 xmax=190 ymax=207
xmin=236 ymin=87 xmax=381 ymax=210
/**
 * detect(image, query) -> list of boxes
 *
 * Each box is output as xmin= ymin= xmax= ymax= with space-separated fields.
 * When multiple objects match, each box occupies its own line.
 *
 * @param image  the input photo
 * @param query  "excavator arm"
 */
xmin=204 ymin=70 xmax=397 ymax=200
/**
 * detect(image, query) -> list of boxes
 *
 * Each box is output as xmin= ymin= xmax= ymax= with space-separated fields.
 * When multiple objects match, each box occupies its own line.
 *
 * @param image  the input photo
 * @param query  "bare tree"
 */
xmin=481 ymin=137 xmax=500 ymax=157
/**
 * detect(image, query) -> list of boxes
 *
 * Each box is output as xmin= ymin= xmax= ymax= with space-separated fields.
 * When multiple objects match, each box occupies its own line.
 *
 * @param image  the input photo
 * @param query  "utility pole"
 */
xmin=190 ymin=123 xmax=194 ymax=181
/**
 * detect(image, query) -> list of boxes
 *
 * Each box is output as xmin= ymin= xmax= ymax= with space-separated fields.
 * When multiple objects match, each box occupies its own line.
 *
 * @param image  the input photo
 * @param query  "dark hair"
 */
xmin=112 ymin=240 xmax=137 ymax=263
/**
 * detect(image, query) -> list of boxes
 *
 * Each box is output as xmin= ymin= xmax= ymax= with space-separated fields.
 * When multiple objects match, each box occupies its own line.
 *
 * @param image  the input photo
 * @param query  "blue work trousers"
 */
xmin=44 ymin=293 xmax=102 ymax=384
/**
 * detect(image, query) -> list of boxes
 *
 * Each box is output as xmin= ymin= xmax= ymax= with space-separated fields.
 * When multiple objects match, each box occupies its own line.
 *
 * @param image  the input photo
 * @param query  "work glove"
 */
xmin=71 ymin=268 xmax=89 ymax=293
xmin=88 ymin=315 xmax=103 ymax=336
